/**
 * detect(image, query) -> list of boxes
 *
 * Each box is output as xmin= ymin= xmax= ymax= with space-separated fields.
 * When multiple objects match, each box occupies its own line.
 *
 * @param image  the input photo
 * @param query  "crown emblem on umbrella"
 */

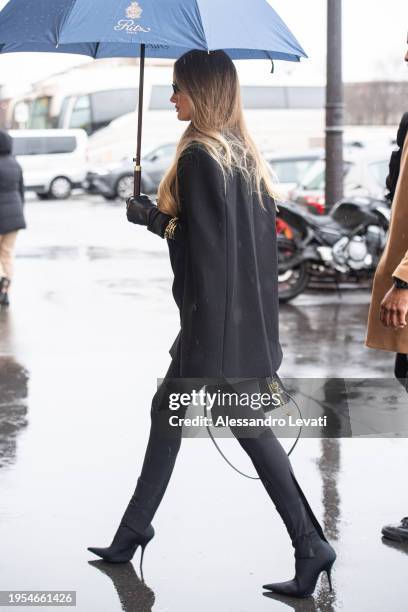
xmin=126 ymin=2 xmax=143 ymax=19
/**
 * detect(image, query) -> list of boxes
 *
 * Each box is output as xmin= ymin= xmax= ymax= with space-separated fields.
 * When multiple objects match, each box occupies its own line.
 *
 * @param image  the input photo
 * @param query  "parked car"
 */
xmin=289 ymin=146 xmax=394 ymax=214
xmin=265 ymin=147 xmax=355 ymax=237
xmin=9 ymin=128 xmax=88 ymax=199
xmin=263 ymin=148 xmax=325 ymax=199
xmin=84 ymin=142 xmax=177 ymax=200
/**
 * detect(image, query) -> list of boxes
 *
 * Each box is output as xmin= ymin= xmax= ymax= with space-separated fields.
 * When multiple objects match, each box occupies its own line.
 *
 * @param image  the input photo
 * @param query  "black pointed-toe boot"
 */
xmin=241 ymin=430 xmax=336 ymax=598
xmin=88 ymin=523 xmax=154 ymax=566
xmin=87 ymin=477 xmax=164 ymax=568
xmin=263 ymin=530 xmax=336 ymax=598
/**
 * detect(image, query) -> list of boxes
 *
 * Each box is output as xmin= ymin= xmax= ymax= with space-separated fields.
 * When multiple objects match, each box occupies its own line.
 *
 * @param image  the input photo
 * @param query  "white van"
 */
xmin=9 ymin=129 xmax=88 ymax=199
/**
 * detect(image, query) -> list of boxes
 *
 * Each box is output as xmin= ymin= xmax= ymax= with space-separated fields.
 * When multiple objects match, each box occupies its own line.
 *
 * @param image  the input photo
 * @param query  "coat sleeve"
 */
xmin=393 ymin=251 xmax=408 ymax=283
xmin=147 ymin=206 xmax=174 ymax=238
xmin=177 ymin=144 xmax=228 ymax=376
xmin=146 ymin=203 xmax=183 ymax=240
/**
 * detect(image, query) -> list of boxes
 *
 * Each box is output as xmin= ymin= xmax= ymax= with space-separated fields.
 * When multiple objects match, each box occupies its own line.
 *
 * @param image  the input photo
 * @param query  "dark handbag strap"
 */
xmin=203 ymin=376 xmax=303 ymax=480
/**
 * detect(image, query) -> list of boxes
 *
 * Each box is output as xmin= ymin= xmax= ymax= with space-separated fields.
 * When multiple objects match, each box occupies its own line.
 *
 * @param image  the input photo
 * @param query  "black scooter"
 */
xmin=277 ymin=197 xmax=391 ymax=302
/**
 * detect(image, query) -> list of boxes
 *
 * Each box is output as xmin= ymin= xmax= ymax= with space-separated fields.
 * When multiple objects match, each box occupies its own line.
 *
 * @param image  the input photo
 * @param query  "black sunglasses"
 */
xmin=172 ymin=82 xmax=181 ymax=94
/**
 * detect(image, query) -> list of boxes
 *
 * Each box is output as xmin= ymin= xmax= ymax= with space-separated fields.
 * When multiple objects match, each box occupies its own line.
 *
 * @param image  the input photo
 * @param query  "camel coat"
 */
xmin=365 ymin=135 xmax=408 ymax=353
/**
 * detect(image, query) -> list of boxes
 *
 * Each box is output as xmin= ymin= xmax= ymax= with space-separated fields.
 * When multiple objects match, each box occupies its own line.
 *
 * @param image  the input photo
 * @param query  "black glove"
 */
xmin=126 ymin=194 xmax=174 ymax=238
xmin=126 ymin=194 xmax=156 ymax=225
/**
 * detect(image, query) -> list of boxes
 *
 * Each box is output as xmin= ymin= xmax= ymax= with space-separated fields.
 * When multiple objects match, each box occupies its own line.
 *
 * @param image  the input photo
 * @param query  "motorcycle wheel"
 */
xmin=278 ymin=237 xmax=310 ymax=302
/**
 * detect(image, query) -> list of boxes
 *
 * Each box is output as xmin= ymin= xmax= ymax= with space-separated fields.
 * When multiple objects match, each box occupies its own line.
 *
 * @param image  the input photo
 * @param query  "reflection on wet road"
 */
xmin=0 ymin=199 xmax=407 ymax=612
xmin=0 ymin=352 xmax=29 ymax=470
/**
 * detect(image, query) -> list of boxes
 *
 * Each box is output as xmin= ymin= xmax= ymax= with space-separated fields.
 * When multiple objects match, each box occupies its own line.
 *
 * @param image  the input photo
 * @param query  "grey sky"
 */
xmin=266 ymin=0 xmax=408 ymax=82
xmin=0 ymin=0 xmax=407 ymax=94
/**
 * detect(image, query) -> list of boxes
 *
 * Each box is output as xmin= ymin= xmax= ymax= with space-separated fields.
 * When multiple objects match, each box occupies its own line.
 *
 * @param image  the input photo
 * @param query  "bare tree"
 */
xmin=345 ymin=81 xmax=408 ymax=125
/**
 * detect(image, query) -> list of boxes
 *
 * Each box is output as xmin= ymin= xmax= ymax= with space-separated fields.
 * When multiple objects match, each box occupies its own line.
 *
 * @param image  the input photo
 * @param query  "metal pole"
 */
xmin=134 ymin=43 xmax=145 ymax=197
xmin=325 ymin=0 xmax=344 ymax=211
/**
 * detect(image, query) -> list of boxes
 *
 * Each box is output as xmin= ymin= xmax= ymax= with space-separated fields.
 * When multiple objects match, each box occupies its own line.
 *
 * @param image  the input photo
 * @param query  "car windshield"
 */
xmin=300 ymin=160 xmax=352 ymax=190
xmin=270 ymin=158 xmax=318 ymax=184
xmin=369 ymin=160 xmax=389 ymax=188
xmin=145 ymin=144 xmax=176 ymax=161
xmin=12 ymin=136 xmax=77 ymax=155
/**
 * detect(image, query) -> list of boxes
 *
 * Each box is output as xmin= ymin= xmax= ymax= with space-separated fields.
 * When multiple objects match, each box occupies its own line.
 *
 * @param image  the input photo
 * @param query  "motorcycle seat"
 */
xmin=302 ymin=211 xmax=339 ymax=229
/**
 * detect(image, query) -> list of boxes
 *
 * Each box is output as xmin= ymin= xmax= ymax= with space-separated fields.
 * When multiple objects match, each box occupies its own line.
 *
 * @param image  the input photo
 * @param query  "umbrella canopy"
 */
xmin=0 ymin=0 xmax=307 ymax=61
xmin=0 ymin=0 xmax=308 ymax=195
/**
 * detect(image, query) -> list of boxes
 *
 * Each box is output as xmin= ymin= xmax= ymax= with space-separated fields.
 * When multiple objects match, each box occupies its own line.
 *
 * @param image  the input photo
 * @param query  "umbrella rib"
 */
xmin=194 ymin=0 xmax=209 ymax=52
xmin=56 ymin=0 xmax=79 ymax=46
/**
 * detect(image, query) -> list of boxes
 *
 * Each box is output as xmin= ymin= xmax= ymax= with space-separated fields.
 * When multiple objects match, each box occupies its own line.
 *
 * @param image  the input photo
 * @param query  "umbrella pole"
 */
xmin=133 ymin=43 xmax=145 ymax=197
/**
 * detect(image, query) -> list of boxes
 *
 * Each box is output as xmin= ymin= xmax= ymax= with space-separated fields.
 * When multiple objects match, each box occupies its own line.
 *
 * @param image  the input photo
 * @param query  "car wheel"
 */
xmin=36 ymin=193 xmax=49 ymax=200
xmin=115 ymin=174 xmax=134 ymax=200
xmin=49 ymin=177 xmax=72 ymax=200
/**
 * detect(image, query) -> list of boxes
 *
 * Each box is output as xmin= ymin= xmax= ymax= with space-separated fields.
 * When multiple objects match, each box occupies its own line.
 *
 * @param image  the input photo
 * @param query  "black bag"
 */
xmin=205 ymin=373 xmax=291 ymax=417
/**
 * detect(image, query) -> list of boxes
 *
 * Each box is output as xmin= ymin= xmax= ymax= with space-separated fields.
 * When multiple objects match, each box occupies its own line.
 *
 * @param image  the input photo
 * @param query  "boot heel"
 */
xmin=139 ymin=542 xmax=148 ymax=573
xmin=325 ymin=562 xmax=334 ymax=591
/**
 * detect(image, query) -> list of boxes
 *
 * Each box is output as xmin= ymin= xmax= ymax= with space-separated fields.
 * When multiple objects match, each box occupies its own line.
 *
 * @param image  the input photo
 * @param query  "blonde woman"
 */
xmin=88 ymin=50 xmax=336 ymax=598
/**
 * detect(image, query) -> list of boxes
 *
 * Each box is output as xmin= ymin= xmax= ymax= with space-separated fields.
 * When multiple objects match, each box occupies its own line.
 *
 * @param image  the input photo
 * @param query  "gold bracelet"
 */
xmin=164 ymin=216 xmax=179 ymax=240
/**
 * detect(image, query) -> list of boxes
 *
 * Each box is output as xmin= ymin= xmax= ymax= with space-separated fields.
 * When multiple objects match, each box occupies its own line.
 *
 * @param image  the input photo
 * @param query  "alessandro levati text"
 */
xmin=168 ymin=415 xmax=328 ymax=428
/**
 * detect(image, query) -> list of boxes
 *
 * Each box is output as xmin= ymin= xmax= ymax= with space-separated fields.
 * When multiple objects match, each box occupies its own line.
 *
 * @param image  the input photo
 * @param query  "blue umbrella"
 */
xmin=0 ymin=0 xmax=307 ymax=195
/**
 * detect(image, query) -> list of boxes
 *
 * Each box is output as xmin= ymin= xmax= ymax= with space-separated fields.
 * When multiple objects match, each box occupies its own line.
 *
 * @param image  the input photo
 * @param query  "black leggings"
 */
xmin=395 ymin=353 xmax=408 ymax=390
xmin=121 ymin=356 xmax=328 ymax=557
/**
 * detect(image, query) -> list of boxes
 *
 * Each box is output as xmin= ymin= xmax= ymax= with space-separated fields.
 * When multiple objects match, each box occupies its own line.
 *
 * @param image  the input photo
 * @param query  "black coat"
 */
xmin=165 ymin=142 xmax=282 ymax=379
xmin=0 ymin=131 xmax=26 ymax=235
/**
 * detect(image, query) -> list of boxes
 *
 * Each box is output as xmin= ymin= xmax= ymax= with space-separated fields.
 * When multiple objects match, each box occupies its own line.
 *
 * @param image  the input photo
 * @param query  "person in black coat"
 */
xmin=0 ymin=129 xmax=25 ymax=306
xmin=88 ymin=50 xmax=336 ymax=598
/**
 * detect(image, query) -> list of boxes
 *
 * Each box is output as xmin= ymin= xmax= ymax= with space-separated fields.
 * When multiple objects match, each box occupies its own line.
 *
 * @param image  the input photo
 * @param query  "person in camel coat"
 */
xmin=365 ymin=122 xmax=408 ymax=375
xmin=365 ymin=41 xmax=408 ymax=545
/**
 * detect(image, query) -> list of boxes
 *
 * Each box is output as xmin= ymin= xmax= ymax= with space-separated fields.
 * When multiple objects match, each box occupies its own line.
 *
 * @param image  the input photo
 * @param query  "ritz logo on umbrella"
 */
xmin=126 ymin=2 xmax=143 ymax=18
xmin=114 ymin=2 xmax=151 ymax=33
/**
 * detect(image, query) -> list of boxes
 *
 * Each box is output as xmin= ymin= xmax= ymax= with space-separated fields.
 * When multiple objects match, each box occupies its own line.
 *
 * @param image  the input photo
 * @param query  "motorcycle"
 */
xmin=276 ymin=197 xmax=391 ymax=302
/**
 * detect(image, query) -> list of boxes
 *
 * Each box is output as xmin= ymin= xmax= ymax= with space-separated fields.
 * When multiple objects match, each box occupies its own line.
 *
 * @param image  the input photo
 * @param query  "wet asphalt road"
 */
xmin=0 ymin=196 xmax=407 ymax=612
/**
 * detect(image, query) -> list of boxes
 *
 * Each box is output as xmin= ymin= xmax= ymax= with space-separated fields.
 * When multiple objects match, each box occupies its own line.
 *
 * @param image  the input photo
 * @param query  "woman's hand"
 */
xmin=380 ymin=286 xmax=408 ymax=329
xmin=126 ymin=194 xmax=176 ymax=239
xmin=126 ymin=194 xmax=156 ymax=225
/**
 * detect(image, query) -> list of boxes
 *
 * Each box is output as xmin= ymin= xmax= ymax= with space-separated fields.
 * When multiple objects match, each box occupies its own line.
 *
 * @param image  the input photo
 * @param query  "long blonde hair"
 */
xmin=157 ymin=50 xmax=279 ymax=217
